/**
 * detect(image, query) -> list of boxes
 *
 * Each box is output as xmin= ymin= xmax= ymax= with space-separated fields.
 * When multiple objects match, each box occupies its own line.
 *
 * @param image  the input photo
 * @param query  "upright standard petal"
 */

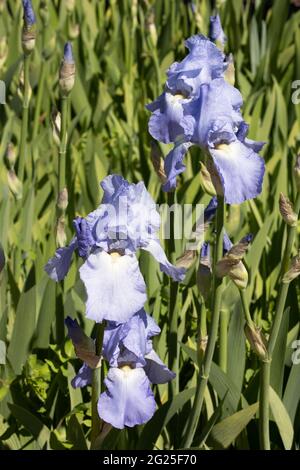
xmin=209 ymin=140 xmax=265 ymax=204
xmin=144 ymin=349 xmax=176 ymax=384
xmin=98 ymin=367 xmax=156 ymax=429
xmin=142 ymin=238 xmax=185 ymax=282
xmin=162 ymin=142 xmax=192 ymax=192
xmin=44 ymin=238 xmax=77 ymax=282
xmin=71 ymin=363 xmax=92 ymax=389
xmin=209 ymin=14 xmax=227 ymax=47
xmin=79 ymin=250 xmax=147 ymax=323
xmin=73 ymin=217 xmax=94 ymax=258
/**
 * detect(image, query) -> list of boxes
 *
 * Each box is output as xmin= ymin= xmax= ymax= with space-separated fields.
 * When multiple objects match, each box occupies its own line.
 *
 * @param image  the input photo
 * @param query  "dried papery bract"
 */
xmin=279 ymin=193 xmax=297 ymax=226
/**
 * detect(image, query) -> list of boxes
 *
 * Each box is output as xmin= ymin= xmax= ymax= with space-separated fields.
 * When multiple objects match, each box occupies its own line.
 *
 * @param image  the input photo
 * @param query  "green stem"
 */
xmin=91 ymin=322 xmax=105 ymax=448
xmin=240 ymin=288 xmax=255 ymax=328
xmin=182 ymin=196 xmax=225 ymax=448
xmin=219 ymin=310 xmax=229 ymax=373
xmin=18 ymin=54 xmax=30 ymax=183
xmin=32 ymin=60 xmax=47 ymax=141
xmin=259 ymin=191 xmax=300 ymax=450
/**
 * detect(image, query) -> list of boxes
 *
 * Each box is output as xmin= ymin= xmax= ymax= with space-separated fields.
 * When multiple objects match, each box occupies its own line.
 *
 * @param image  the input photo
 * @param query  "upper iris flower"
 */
xmin=45 ymin=175 xmax=185 ymax=324
xmin=147 ymin=35 xmax=265 ymax=205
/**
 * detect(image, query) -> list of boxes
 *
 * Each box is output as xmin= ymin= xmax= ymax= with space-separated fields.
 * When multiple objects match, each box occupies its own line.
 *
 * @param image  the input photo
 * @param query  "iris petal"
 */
xmin=144 ymin=349 xmax=176 ymax=384
xmin=142 ymin=238 xmax=186 ymax=282
xmin=71 ymin=363 xmax=92 ymax=389
xmin=162 ymin=142 xmax=192 ymax=192
xmin=44 ymin=238 xmax=77 ymax=282
xmin=79 ymin=251 xmax=147 ymax=323
xmin=98 ymin=367 xmax=156 ymax=429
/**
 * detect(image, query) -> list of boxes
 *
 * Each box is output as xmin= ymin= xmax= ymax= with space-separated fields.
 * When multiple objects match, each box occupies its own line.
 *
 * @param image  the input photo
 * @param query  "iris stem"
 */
xmin=259 ymin=191 xmax=300 ymax=450
xmin=58 ymin=97 xmax=68 ymax=195
xmin=18 ymin=53 xmax=30 ymax=183
xmin=32 ymin=59 xmax=47 ymax=141
xmin=240 ymin=288 xmax=255 ymax=328
xmin=219 ymin=309 xmax=229 ymax=373
xmin=91 ymin=322 xmax=105 ymax=448
xmin=182 ymin=195 xmax=225 ymax=448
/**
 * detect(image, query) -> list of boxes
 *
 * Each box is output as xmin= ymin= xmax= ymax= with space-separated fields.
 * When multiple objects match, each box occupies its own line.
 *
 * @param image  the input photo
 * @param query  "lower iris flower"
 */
xmin=45 ymin=175 xmax=185 ymax=324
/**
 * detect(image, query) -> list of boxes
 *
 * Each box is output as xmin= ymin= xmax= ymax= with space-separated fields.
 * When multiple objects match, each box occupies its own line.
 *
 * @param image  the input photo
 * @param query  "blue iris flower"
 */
xmin=147 ymin=35 xmax=265 ymax=204
xmin=45 ymin=175 xmax=185 ymax=324
xmin=22 ymin=0 xmax=36 ymax=26
xmin=67 ymin=311 xmax=175 ymax=429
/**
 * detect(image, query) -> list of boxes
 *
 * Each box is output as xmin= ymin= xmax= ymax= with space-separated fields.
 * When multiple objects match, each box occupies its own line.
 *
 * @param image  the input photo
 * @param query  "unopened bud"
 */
xmin=200 ymin=162 xmax=216 ymax=196
xmin=57 ymin=188 xmax=68 ymax=211
xmin=244 ymin=323 xmax=268 ymax=361
xmin=146 ymin=11 xmax=157 ymax=48
xmin=282 ymin=252 xmax=300 ymax=283
xmin=197 ymin=242 xmax=212 ymax=300
xmin=224 ymin=53 xmax=235 ymax=86
xmin=5 ymin=143 xmax=17 ymax=169
xmin=176 ymin=249 xmax=196 ymax=269
xmin=279 ymin=193 xmax=297 ymax=226
xmin=229 ymin=261 xmax=248 ymax=290
xmin=68 ymin=23 xmax=80 ymax=40
xmin=66 ymin=0 xmax=75 ymax=13
xmin=56 ymin=215 xmax=67 ymax=247
xmin=294 ymin=155 xmax=300 ymax=190
xmin=51 ymin=108 xmax=61 ymax=146
xmin=22 ymin=0 xmax=36 ymax=54
xmin=39 ymin=0 xmax=49 ymax=26
xmin=65 ymin=316 xmax=101 ymax=369
xmin=0 ymin=36 xmax=8 ymax=69
xmin=59 ymin=43 xmax=75 ymax=96
xmin=150 ymin=141 xmax=167 ymax=184
xmin=7 ymin=169 xmax=23 ymax=199
xmin=0 ymin=0 xmax=5 ymax=13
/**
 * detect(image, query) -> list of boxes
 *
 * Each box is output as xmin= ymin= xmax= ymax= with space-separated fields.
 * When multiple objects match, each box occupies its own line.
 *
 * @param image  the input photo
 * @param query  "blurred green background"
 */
xmin=0 ymin=0 xmax=300 ymax=450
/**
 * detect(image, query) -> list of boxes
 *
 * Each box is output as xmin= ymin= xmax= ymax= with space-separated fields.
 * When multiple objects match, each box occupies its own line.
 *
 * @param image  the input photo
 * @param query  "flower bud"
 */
xmin=56 ymin=215 xmax=67 ymax=247
xmin=57 ymin=188 xmax=68 ymax=211
xmin=228 ymin=261 xmax=248 ymax=290
xmin=68 ymin=23 xmax=80 ymax=40
xmin=59 ymin=43 xmax=75 ymax=96
xmin=200 ymin=162 xmax=217 ymax=196
xmin=22 ymin=0 xmax=36 ymax=54
xmin=7 ymin=169 xmax=23 ymax=199
xmin=294 ymin=155 xmax=300 ymax=190
xmin=244 ymin=323 xmax=268 ymax=361
xmin=51 ymin=108 xmax=61 ymax=146
xmin=146 ymin=11 xmax=158 ymax=48
xmin=5 ymin=143 xmax=17 ymax=169
xmin=66 ymin=0 xmax=76 ymax=13
xmin=150 ymin=141 xmax=167 ymax=184
xmin=0 ymin=0 xmax=5 ymax=14
xmin=176 ymin=249 xmax=196 ymax=269
xmin=65 ymin=316 xmax=101 ymax=369
xmin=282 ymin=252 xmax=300 ymax=283
xmin=279 ymin=193 xmax=297 ymax=227
xmin=224 ymin=53 xmax=235 ymax=86
xmin=0 ymin=36 xmax=8 ymax=69
xmin=197 ymin=242 xmax=212 ymax=300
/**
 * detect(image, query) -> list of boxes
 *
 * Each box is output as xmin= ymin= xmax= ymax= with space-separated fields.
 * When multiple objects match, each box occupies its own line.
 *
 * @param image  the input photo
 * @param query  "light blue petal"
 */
xmin=44 ymin=238 xmax=77 ymax=282
xmin=209 ymin=140 xmax=265 ymax=204
xmin=142 ymin=238 xmax=185 ymax=282
xmin=162 ymin=142 xmax=192 ymax=192
xmin=98 ymin=367 xmax=156 ymax=429
xmin=144 ymin=349 xmax=176 ymax=384
xmin=209 ymin=14 xmax=227 ymax=46
xmin=71 ymin=363 xmax=92 ymax=389
xmin=79 ymin=250 xmax=147 ymax=323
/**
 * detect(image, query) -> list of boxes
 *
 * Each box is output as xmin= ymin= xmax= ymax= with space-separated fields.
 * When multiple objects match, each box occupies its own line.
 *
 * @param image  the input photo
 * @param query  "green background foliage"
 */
xmin=0 ymin=0 xmax=300 ymax=450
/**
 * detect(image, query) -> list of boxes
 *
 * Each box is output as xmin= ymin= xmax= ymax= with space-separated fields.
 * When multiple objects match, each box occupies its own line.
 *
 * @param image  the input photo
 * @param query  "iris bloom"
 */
xmin=45 ymin=175 xmax=185 ymax=323
xmin=66 ymin=311 xmax=175 ymax=429
xmin=147 ymin=35 xmax=265 ymax=204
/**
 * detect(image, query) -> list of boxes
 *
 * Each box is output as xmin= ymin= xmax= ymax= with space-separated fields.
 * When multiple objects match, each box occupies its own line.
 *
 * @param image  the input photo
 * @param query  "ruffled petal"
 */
xmin=44 ymin=238 xmax=77 ymax=282
xmin=73 ymin=217 xmax=94 ymax=258
xmin=147 ymin=92 xmax=195 ymax=144
xmin=142 ymin=238 xmax=186 ymax=282
xmin=71 ymin=363 xmax=92 ymax=389
xmin=209 ymin=140 xmax=265 ymax=204
xmin=79 ymin=251 xmax=147 ymax=323
xmin=144 ymin=349 xmax=176 ymax=384
xmin=162 ymin=142 xmax=192 ymax=192
xmin=98 ymin=367 xmax=156 ymax=429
